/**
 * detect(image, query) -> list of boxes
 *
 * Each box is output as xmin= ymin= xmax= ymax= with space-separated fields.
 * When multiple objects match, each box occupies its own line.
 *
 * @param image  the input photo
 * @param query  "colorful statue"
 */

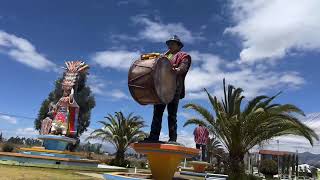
xmin=142 ymin=35 xmax=192 ymax=143
xmin=40 ymin=61 xmax=89 ymax=137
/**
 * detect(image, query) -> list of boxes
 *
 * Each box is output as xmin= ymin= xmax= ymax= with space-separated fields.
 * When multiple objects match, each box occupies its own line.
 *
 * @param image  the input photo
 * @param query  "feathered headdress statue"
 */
xmin=61 ymin=61 xmax=89 ymax=91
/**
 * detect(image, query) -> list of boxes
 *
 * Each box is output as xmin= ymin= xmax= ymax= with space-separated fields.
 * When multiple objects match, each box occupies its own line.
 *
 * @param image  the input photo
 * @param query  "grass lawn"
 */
xmin=0 ymin=164 xmax=102 ymax=180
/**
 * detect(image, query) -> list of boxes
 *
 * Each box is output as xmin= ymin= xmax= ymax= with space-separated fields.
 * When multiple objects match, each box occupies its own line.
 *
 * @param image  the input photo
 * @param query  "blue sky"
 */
xmin=0 ymin=0 xmax=319 ymax=153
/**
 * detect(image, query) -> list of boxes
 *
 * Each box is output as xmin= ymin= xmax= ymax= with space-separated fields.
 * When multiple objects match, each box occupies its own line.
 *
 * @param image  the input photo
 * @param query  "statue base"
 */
xmin=188 ymin=161 xmax=210 ymax=173
xmin=129 ymin=143 xmax=199 ymax=180
xmin=37 ymin=135 xmax=76 ymax=151
xmin=0 ymin=134 xmax=104 ymax=169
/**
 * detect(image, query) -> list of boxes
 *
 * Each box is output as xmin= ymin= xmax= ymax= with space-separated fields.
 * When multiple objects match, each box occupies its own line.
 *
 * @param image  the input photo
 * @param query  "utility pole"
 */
xmin=295 ymin=150 xmax=298 ymax=180
xmin=277 ymin=140 xmax=280 ymax=178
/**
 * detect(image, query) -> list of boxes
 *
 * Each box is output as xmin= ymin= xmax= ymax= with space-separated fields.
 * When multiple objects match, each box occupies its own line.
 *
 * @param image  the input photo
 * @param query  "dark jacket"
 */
xmin=169 ymin=51 xmax=191 ymax=99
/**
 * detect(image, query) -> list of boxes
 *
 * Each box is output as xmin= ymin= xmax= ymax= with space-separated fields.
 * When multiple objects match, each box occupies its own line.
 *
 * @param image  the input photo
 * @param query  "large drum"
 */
xmin=128 ymin=56 xmax=177 ymax=105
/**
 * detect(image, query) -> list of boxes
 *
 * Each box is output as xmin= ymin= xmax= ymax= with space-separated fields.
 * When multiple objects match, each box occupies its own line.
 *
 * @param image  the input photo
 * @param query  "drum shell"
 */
xmin=128 ymin=57 xmax=177 ymax=105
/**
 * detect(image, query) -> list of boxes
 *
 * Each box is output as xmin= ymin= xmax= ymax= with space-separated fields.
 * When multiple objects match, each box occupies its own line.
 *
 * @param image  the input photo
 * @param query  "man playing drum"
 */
xmin=145 ymin=35 xmax=192 ymax=143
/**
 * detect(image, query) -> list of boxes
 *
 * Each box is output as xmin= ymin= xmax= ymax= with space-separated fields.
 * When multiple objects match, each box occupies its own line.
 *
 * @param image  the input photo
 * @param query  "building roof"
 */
xmin=259 ymin=150 xmax=294 ymax=156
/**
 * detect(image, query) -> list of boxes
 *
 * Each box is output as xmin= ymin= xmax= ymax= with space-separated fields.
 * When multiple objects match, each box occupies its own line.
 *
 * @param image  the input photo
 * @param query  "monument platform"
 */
xmin=0 ymin=135 xmax=102 ymax=168
xmin=37 ymin=135 xmax=77 ymax=151
xmin=104 ymin=172 xmax=151 ymax=180
xmin=0 ymin=152 xmax=98 ymax=167
xmin=19 ymin=147 xmax=83 ymax=159
xmin=127 ymin=143 xmax=199 ymax=180
xmin=188 ymin=161 xmax=210 ymax=173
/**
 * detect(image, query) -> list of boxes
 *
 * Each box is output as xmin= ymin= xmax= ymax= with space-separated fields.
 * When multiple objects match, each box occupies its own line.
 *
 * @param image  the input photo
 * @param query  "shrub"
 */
xmin=259 ymin=159 xmax=278 ymax=179
xmin=244 ymin=174 xmax=263 ymax=180
xmin=129 ymin=159 xmax=147 ymax=169
xmin=110 ymin=158 xmax=130 ymax=167
xmin=2 ymin=143 xmax=14 ymax=152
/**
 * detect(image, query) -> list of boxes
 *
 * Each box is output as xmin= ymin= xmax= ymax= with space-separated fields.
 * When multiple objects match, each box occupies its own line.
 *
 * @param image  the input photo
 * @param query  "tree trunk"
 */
xmin=228 ymin=154 xmax=245 ymax=180
xmin=115 ymin=150 xmax=125 ymax=166
xmin=217 ymin=157 xmax=221 ymax=173
xmin=265 ymin=174 xmax=274 ymax=180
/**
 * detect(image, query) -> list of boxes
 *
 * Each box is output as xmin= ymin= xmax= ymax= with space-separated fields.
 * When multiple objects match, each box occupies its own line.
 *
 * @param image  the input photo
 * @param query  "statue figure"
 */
xmin=193 ymin=124 xmax=209 ymax=161
xmin=40 ymin=61 xmax=89 ymax=137
xmin=50 ymin=87 xmax=78 ymax=136
xmin=129 ymin=35 xmax=192 ymax=143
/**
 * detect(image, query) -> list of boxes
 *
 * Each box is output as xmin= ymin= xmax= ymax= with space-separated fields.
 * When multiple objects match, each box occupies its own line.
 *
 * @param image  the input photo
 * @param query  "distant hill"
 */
xmin=299 ymin=152 xmax=320 ymax=168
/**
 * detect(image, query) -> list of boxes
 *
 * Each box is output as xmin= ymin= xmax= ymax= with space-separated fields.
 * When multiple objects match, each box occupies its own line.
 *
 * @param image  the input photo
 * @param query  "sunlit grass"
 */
xmin=0 ymin=164 xmax=101 ymax=180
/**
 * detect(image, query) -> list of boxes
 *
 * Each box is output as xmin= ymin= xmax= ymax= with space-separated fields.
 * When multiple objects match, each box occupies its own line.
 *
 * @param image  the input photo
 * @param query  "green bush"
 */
xmin=259 ymin=159 xmax=278 ymax=179
xmin=129 ymin=159 xmax=147 ymax=169
xmin=2 ymin=143 xmax=14 ymax=152
xmin=109 ymin=158 xmax=130 ymax=167
xmin=231 ymin=174 xmax=263 ymax=180
xmin=244 ymin=174 xmax=263 ymax=180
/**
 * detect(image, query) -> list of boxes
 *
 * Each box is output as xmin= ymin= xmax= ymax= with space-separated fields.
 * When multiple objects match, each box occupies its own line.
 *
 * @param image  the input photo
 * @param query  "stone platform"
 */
xmin=0 ymin=151 xmax=98 ymax=167
xmin=0 ymin=135 xmax=100 ymax=168
xmin=123 ymin=143 xmax=199 ymax=180
xmin=19 ymin=147 xmax=83 ymax=159
xmin=37 ymin=135 xmax=77 ymax=151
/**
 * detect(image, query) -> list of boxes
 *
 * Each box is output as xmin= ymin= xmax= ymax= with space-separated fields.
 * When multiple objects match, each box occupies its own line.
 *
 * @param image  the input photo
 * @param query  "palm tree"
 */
xmin=87 ymin=112 xmax=146 ymax=166
xmin=206 ymin=137 xmax=223 ymax=163
xmin=183 ymin=80 xmax=318 ymax=179
xmin=206 ymin=137 xmax=225 ymax=173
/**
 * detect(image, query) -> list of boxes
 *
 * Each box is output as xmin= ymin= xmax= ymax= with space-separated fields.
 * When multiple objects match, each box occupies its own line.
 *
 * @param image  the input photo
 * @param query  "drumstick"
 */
xmin=162 ymin=49 xmax=170 ymax=56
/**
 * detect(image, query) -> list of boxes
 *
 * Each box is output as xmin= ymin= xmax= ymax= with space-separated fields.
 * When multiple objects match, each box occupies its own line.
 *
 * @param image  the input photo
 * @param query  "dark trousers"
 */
xmin=196 ymin=144 xmax=206 ymax=161
xmin=149 ymin=94 xmax=180 ymax=142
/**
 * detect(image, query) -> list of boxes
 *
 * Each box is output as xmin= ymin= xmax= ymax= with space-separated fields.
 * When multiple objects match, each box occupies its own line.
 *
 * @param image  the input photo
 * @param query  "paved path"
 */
xmin=76 ymin=172 xmax=104 ymax=179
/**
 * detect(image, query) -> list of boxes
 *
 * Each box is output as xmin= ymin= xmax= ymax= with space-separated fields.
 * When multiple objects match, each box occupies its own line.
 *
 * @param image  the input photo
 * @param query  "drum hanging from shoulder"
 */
xmin=128 ymin=56 xmax=177 ymax=105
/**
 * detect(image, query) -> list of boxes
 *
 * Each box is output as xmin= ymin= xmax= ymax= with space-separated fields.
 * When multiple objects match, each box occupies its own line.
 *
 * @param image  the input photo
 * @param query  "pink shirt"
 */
xmin=194 ymin=126 xmax=209 ymax=145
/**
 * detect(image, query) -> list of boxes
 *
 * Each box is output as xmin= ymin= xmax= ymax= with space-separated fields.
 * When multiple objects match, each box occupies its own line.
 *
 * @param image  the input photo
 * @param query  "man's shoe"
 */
xmin=138 ymin=137 xmax=164 ymax=144
xmin=166 ymin=140 xmax=183 ymax=146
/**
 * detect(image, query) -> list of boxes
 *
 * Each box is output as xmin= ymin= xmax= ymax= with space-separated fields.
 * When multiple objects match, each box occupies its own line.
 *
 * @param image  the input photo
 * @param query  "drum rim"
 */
xmin=128 ymin=56 xmax=177 ymax=105
xmin=152 ymin=57 xmax=177 ymax=104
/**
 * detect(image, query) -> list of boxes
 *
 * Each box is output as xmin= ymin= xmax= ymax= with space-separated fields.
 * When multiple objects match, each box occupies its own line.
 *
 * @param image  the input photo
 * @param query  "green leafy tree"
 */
xmin=87 ymin=112 xmax=146 ymax=167
xmin=206 ymin=137 xmax=226 ymax=173
xmin=183 ymin=80 xmax=318 ymax=180
xmin=34 ymin=73 xmax=95 ymax=137
xmin=259 ymin=159 xmax=278 ymax=179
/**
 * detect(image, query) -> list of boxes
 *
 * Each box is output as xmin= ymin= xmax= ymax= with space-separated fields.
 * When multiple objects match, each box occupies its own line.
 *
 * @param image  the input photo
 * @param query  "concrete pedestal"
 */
xmin=131 ymin=143 xmax=199 ymax=180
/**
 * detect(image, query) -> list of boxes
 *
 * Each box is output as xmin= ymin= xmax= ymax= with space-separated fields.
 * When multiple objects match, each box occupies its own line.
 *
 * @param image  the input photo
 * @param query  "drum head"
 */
xmin=153 ymin=57 xmax=177 ymax=104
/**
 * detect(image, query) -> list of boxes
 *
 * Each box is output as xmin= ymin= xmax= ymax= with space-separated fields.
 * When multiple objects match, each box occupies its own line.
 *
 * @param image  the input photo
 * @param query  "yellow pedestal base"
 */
xmin=189 ymin=161 xmax=210 ymax=173
xmin=131 ymin=143 xmax=199 ymax=180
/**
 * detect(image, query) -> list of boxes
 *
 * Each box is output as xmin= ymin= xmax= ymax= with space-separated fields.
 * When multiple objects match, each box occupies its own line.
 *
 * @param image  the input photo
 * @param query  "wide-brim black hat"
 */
xmin=166 ymin=35 xmax=184 ymax=48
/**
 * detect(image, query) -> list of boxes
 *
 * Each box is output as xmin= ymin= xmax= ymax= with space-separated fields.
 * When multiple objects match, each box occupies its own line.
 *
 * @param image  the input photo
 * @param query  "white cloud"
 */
xmin=80 ymin=127 xmax=95 ymax=143
xmin=117 ymin=0 xmax=149 ymax=6
xmin=1 ymin=127 xmax=38 ymax=138
xmin=225 ymin=0 xmax=320 ymax=63
xmin=178 ymin=112 xmax=194 ymax=120
xmin=184 ymin=50 xmax=305 ymax=99
xmin=0 ymin=31 xmax=56 ymax=71
xmin=91 ymin=49 xmax=304 ymax=100
xmin=80 ymin=127 xmax=115 ymax=153
xmin=87 ymin=74 xmax=109 ymax=95
xmin=15 ymin=127 xmax=38 ymax=137
xmin=131 ymin=16 xmax=202 ymax=44
xmin=109 ymin=89 xmax=128 ymax=99
xmin=260 ymin=112 xmax=320 ymax=153
xmin=0 ymin=115 xmax=17 ymax=124
xmin=92 ymin=50 xmax=140 ymax=70
xmin=88 ymin=74 xmax=129 ymax=100
xmin=160 ymin=130 xmax=195 ymax=148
